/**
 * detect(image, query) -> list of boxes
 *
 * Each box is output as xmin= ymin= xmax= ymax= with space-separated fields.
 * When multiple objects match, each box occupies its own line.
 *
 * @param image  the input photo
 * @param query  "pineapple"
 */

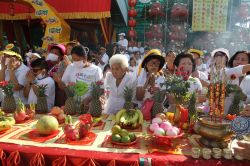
xmin=89 ymin=82 xmax=103 ymax=117
xmin=187 ymin=93 xmax=197 ymax=120
xmin=151 ymin=90 xmax=165 ymax=118
xmin=36 ymin=84 xmax=48 ymax=113
xmin=123 ymin=86 xmax=134 ymax=110
xmin=64 ymin=87 xmax=76 ymax=115
xmin=2 ymin=95 xmax=16 ymax=113
xmin=228 ymin=90 xmax=246 ymax=116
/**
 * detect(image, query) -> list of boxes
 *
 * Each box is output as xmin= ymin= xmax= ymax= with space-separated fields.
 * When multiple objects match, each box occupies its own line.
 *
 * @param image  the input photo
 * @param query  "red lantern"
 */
xmin=128 ymin=29 xmax=137 ymax=38
xmin=128 ymin=0 xmax=137 ymax=7
xmin=171 ymin=3 xmax=188 ymax=19
xmin=149 ymin=2 xmax=165 ymax=17
xmin=146 ymin=31 xmax=153 ymax=38
xmin=128 ymin=9 xmax=137 ymax=17
xmin=128 ymin=19 xmax=136 ymax=27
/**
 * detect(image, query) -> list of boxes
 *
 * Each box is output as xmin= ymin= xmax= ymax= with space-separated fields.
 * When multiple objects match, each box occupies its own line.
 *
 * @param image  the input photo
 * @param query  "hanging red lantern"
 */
xmin=128 ymin=19 xmax=136 ymax=27
xmin=171 ymin=3 xmax=188 ymax=19
xmin=128 ymin=9 xmax=137 ymax=17
xmin=9 ymin=3 xmax=15 ymax=16
xmin=128 ymin=0 xmax=137 ymax=7
xmin=128 ymin=29 xmax=137 ymax=38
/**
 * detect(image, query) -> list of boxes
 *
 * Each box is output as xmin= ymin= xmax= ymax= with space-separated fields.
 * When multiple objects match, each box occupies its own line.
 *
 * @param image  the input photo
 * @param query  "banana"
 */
xmin=136 ymin=109 xmax=144 ymax=125
xmin=132 ymin=121 xmax=138 ymax=128
xmin=115 ymin=109 xmax=126 ymax=122
xmin=129 ymin=111 xmax=139 ymax=124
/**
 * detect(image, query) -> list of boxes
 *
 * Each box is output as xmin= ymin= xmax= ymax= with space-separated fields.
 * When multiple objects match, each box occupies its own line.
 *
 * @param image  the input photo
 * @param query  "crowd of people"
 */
xmin=1 ymin=33 xmax=250 ymax=158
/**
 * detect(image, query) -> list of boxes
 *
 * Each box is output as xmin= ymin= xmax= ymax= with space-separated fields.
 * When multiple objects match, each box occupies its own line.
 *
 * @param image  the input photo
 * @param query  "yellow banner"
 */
xmin=192 ymin=0 xmax=229 ymax=32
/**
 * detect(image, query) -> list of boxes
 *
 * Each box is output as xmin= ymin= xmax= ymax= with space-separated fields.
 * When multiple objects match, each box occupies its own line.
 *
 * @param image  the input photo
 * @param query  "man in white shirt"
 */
xmin=94 ymin=47 xmax=109 ymax=71
xmin=118 ymin=33 xmax=128 ymax=50
xmin=23 ymin=58 xmax=55 ymax=110
xmin=0 ymin=47 xmax=29 ymax=104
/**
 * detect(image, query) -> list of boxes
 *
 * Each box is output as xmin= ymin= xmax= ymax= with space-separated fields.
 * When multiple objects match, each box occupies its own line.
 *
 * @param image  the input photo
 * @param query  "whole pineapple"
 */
xmin=151 ymin=90 xmax=165 ymax=118
xmin=123 ymin=86 xmax=134 ymax=110
xmin=187 ymin=93 xmax=197 ymax=120
xmin=89 ymin=82 xmax=103 ymax=117
xmin=228 ymin=90 xmax=246 ymax=116
xmin=64 ymin=87 xmax=76 ymax=115
xmin=2 ymin=95 xmax=16 ymax=113
xmin=36 ymin=84 xmax=48 ymax=113
xmin=1 ymin=81 xmax=16 ymax=113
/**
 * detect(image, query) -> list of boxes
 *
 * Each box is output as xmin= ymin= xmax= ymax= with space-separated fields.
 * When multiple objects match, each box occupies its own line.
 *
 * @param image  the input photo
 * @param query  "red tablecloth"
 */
xmin=1 ymin=142 xmax=250 ymax=166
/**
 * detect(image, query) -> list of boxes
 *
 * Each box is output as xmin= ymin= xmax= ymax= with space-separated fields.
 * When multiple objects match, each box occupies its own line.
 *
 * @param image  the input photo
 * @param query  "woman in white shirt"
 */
xmin=54 ymin=45 xmax=103 ymax=112
xmin=24 ymin=58 xmax=55 ymax=110
xmin=104 ymin=54 xmax=136 ymax=114
xmin=136 ymin=49 xmax=166 ymax=107
xmin=228 ymin=51 xmax=250 ymax=103
xmin=173 ymin=52 xmax=203 ymax=93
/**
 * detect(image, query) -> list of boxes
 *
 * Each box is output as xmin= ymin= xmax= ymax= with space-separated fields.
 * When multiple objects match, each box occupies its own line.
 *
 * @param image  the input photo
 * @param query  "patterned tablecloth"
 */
xmin=0 ymin=114 xmax=199 ymax=156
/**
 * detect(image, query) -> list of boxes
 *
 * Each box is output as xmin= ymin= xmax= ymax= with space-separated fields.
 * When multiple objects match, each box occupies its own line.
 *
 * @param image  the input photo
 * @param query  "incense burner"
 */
xmin=194 ymin=116 xmax=234 ymax=148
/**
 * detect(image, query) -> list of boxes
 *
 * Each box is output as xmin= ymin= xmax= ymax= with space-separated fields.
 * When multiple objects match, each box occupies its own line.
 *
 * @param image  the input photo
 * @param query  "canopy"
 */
xmin=0 ymin=0 xmax=111 ymax=20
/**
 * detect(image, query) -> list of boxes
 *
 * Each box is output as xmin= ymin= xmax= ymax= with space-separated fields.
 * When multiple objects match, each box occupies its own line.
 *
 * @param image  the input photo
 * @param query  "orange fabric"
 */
xmin=52 ymin=156 xmax=67 ymax=166
xmin=7 ymin=151 xmax=20 ymax=166
xmin=100 ymin=19 xmax=109 ymax=45
xmin=29 ymin=153 xmax=45 ymax=166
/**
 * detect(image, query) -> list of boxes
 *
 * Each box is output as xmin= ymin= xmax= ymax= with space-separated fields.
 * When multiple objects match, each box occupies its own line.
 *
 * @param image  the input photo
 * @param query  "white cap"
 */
xmin=211 ymin=48 xmax=230 ymax=59
xmin=27 ymin=53 xmax=41 ymax=58
xmin=118 ymin=33 xmax=126 ymax=36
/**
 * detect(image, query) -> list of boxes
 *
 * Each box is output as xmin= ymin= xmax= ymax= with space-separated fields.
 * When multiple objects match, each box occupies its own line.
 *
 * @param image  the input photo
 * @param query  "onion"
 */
xmin=154 ymin=128 xmax=165 ymax=136
xmin=160 ymin=121 xmax=172 ymax=131
xmin=152 ymin=117 xmax=163 ymax=124
xmin=149 ymin=123 xmax=159 ymax=132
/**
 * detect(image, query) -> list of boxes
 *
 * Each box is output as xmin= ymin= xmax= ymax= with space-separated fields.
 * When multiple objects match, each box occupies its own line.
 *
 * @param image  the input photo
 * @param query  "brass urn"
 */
xmin=194 ymin=116 xmax=234 ymax=148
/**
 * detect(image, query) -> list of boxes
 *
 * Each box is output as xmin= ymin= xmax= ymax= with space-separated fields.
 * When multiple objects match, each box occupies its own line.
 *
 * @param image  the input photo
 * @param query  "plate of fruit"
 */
xmin=149 ymin=114 xmax=184 ymax=145
xmin=111 ymin=125 xmax=137 ymax=146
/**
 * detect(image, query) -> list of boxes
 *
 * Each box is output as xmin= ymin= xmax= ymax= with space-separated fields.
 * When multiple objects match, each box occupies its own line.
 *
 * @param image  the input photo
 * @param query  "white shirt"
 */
xmin=62 ymin=63 xmax=103 ymax=98
xmin=137 ymin=69 xmax=165 ymax=107
xmin=98 ymin=53 xmax=109 ymax=71
xmin=104 ymin=72 xmax=136 ymax=114
xmin=5 ymin=63 xmax=29 ymax=104
xmin=28 ymin=77 xmax=55 ymax=110
xmin=118 ymin=39 xmax=128 ymax=50
xmin=187 ymin=77 xmax=203 ymax=93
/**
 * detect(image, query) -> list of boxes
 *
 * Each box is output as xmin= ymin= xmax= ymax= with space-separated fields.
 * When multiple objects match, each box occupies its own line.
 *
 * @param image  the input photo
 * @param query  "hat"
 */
xmin=27 ymin=52 xmax=41 ymax=59
xmin=100 ymin=47 xmax=106 ymax=50
xmin=211 ymin=48 xmax=230 ymax=59
xmin=188 ymin=49 xmax=204 ymax=57
xmin=61 ymin=40 xmax=78 ymax=46
xmin=118 ymin=33 xmax=126 ymax=36
xmin=141 ymin=49 xmax=165 ymax=70
xmin=49 ymin=44 xmax=66 ymax=56
xmin=1 ymin=43 xmax=22 ymax=61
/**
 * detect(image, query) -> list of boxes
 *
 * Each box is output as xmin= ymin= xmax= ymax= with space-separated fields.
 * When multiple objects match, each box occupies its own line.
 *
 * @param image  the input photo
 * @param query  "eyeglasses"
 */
xmin=147 ymin=61 xmax=161 ymax=67
xmin=32 ymin=68 xmax=42 ymax=73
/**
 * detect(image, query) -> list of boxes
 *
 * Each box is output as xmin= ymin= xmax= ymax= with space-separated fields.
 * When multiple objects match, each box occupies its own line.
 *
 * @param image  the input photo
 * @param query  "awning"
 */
xmin=0 ymin=0 xmax=111 ymax=20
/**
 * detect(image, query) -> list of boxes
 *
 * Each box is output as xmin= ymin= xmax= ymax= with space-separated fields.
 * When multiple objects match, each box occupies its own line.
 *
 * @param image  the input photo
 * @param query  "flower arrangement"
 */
xmin=0 ymin=81 xmax=14 ymax=96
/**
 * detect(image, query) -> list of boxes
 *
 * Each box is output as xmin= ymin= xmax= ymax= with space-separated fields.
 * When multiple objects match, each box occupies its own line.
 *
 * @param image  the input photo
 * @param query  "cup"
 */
xmin=191 ymin=148 xmax=201 ymax=159
xmin=234 ymin=154 xmax=244 ymax=160
xmin=212 ymin=148 xmax=222 ymax=159
xmin=223 ymin=148 xmax=232 ymax=159
xmin=202 ymin=148 xmax=212 ymax=160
